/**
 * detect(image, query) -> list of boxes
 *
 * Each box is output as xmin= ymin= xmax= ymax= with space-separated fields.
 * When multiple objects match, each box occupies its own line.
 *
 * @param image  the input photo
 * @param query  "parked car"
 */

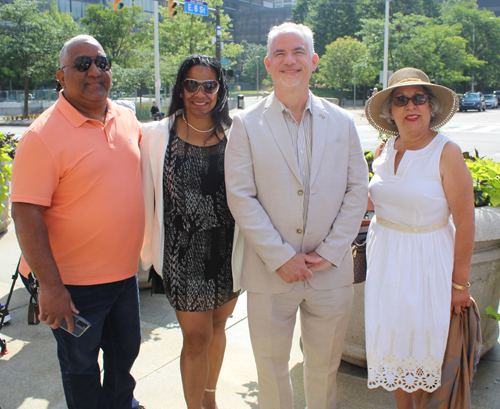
xmin=459 ymin=92 xmax=486 ymax=112
xmin=484 ymin=94 xmax=499 ymax=109
xmin=494 ymin=90 xmax=500 ymax=105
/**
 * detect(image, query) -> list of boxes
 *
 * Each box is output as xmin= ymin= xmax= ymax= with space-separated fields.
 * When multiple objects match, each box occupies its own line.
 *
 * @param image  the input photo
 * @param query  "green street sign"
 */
xmin=221 ymin=57 xmax=230 ymax=67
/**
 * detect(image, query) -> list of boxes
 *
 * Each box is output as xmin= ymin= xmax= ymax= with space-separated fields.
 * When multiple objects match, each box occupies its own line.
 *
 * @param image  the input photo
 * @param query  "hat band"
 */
xmin=393 ymin=77 xmax=427 ymax=86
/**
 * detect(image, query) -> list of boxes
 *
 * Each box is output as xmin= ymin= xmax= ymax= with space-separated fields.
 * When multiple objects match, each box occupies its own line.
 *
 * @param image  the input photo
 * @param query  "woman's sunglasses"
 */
xmin=183 ymin=79 xmax=220 ymax=95
xmin=392 ymin=94 xmax=428 ymax=107
xmin=59 ymin=56 xmax=112 ymax=72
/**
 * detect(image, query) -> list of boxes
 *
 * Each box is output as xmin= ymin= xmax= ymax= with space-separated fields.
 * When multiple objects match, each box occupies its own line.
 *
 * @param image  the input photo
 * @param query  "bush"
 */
xmin=0 ymin=132 xmax=18 ymax=211
xmin=136 ymin=104 xmax=154 ymax=122
xmin=464 ymin=151 xmax=500 ymax=207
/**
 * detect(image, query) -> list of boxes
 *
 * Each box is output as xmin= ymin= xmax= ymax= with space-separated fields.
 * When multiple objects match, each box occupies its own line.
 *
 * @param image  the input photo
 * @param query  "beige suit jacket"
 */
xmin=225 ymin=92 xmax=368 ymax=294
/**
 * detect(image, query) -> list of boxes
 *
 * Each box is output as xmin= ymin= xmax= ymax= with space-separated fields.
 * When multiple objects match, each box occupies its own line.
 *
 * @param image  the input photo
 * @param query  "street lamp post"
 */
xmin=256 ymin=56 xmax=260 ymax=96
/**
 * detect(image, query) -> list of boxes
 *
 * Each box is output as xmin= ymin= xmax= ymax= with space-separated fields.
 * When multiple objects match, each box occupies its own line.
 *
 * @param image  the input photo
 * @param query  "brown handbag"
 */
xmin=352 ymin=220 xmax=370 ymax=284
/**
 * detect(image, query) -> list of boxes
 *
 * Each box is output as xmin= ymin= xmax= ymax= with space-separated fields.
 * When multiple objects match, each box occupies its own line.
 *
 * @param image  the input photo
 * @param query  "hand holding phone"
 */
xmin=60 ymin=313 xmax=91 ymax=337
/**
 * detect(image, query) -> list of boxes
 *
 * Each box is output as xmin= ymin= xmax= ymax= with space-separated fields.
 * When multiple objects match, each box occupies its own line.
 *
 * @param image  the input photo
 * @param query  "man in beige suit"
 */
xmin=225 ymin=23 xmax=368 ymax=408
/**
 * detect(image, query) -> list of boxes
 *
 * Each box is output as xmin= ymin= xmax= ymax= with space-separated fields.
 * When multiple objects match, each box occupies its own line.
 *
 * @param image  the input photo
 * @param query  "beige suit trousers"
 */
xmin=247 ymin=282 xmax=354 ymax=409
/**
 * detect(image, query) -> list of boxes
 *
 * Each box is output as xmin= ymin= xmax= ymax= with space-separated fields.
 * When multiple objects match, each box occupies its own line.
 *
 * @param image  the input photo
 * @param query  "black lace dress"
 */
xmin=162 ymin=129 xmax=239 ymax=312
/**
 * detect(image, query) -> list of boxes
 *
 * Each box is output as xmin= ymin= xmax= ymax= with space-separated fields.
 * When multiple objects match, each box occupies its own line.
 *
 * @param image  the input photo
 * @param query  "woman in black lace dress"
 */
xmin=141 ymin=55 xmax=241 ymax=409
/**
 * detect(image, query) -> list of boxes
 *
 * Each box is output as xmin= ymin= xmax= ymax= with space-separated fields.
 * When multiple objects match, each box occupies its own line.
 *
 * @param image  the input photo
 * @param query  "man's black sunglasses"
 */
xmin=392 ymin=94 xmax=428 ymax=107
xmin=59 ymin=56 xmax=112 ymax=73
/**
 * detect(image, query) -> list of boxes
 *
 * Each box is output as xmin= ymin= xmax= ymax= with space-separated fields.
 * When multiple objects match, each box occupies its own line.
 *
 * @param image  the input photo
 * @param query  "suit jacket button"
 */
xmin=297 ymin=190 xmax=303 ymax=195
xmin=297 ymin=229 xmax=303 ymax=234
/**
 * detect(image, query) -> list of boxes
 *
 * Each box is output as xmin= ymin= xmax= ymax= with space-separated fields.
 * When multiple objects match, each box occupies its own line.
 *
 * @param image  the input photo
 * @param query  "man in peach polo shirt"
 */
xmin=11 ymin=35 xmax=145 ymax=409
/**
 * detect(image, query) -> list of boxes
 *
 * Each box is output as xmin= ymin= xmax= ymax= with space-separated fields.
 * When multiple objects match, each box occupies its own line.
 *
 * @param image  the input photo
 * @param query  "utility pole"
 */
xmin=382 ymin=0 xmax=390 ymax=89
xmin=216 ymin=6 xmax=221 ymax=63
xmin=256 ymin=56 xmax=260 ymax=95
xmin=154 ymin=1 xmax=161 ymax=109
xmin=471 ymin=22 xmax=475 ymax=92
xmin=152 ymin=0 xmax=222 ymax=111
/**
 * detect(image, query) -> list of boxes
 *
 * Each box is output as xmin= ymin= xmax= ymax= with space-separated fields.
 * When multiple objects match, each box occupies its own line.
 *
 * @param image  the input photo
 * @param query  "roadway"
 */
xmin=1 ymin=104 xmax=499 ymax=160
xmin=357 ymin=108 xmax=500 ymax=161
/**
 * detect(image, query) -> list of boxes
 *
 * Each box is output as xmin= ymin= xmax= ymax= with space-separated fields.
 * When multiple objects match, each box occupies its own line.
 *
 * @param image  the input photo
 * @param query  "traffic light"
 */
xmin=168 ymin=0 xmax=177 ymax=17
xmin=113 ymin=0 xmax=124 ymax=11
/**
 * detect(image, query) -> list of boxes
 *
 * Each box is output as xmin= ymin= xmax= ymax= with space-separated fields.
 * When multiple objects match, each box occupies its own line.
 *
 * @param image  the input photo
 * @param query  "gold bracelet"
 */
xmin=452 ymin=281 xmax=470 ymax=291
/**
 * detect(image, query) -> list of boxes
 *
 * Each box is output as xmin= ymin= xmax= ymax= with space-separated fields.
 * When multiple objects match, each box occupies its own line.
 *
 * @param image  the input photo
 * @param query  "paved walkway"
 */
xmin=1 ymin=225 xmax=499 ymax=408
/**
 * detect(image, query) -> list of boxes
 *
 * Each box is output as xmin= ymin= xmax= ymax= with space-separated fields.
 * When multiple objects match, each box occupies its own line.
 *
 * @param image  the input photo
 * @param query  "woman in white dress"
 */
xmin=364 ymin=68 xmax=475 ymax=409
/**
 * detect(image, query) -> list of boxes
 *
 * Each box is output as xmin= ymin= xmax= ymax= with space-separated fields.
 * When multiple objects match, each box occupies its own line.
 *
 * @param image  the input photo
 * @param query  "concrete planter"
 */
xmin=342 ymin=207 xmax=500 ymax=368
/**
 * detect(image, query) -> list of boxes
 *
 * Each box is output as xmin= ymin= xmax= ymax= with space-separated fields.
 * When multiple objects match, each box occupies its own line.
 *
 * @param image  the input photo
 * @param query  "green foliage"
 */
xmin=112 ymin=49 xmax=154 ymax=99
xmin=230 ymin=41 xmax=267 ymax=88
xmin=0 ymin=0 xmax=80 ymax=117
xmin=357 ymin=13 xmax=480 ymax=89
xmin=364 ymin=150 xmax=374 ymax=179
xmin=441 ymin=4 xmax=500 ymax=89
xmin=293 ymin=0 xmax=361 ymax=56
xmin=291 ymin=0 xmax=500 ymax=92
xmin=77 ymin=0 xmax=243 ymax=97
xmin=240 ymin=43 xmax=268 ymax=88
xmin=292 ymin=0 xmax=442 ymax=56
xmin=154 ymin=0 xmax=242 ymax=86
xmin=484 ymin=306 xmax=500 ymax=322
xmin=464 ymin=152 xmax=500 ymax=207
xmin=80 ymin=4 xmax=150 ymax=69
xmin=135 ymin=103 xmax=154 ymax=122
xmin=319 ymin=37 xmax=367 ymax=105
xmin=358 ymin=0 xmax=441 ymax=20
xmin=0 ymin=132 xmax=18 ymax=212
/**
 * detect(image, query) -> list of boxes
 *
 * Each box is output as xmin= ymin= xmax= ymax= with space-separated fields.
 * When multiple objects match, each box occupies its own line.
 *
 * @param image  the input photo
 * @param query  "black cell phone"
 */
xmin=60 ymin=313 xmax=91 ymax=337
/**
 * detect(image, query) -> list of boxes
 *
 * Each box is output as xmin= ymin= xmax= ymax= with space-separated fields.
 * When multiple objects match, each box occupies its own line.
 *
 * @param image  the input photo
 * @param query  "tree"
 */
xmin=80 ymin=4 xmax=150 ymax=69
xmin=292 ymin=0 xmax=361 ymax=56
xmin=112 ymin=49 xmax=154 ymax=104
xmin=357 ymin=13 xmax=481 ymax=90
xmin=441 ymin=3 xmax=500 ymax=90
xmin=292 ymin=0 xmax=311 ymax=24
xmin=155 ymin=0 xmax=243 ymax=86
xmin=291 ymin=0 xmax=442 ymax=57
xmin=0 ymin=0 xmax=80 ymax=118
xmin=356 ymin=0 xmax=442 ymax=20
xmin=319 ymin=37 xmax=368 ymax=105
xmin=237 ymin=43 xmax=267 ymax=89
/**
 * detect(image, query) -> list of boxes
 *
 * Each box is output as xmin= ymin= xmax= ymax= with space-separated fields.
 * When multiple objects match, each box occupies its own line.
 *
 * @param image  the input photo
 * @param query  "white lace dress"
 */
xmin=365 ymin=133 xmax=455 ymax=392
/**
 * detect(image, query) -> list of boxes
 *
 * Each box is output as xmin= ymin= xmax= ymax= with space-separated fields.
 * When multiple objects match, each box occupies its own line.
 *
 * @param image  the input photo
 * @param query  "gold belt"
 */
xmin=375 ymin=216 xmax=449 ymax=233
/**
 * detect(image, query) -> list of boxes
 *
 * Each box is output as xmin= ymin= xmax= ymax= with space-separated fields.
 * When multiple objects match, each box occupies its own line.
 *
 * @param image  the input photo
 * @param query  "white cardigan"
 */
xmin=140 ymin=113 xmax=243 ymax=291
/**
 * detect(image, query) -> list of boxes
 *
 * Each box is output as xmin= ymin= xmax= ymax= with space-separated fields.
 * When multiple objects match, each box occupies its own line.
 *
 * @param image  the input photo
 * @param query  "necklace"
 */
xmin=182 ymin=112 xmax=216 ymax=133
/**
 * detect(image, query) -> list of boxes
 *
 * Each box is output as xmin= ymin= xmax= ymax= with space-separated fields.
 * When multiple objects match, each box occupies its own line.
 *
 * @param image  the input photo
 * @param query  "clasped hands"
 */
xmin=276 ymin=251 xmax=332 ymax=283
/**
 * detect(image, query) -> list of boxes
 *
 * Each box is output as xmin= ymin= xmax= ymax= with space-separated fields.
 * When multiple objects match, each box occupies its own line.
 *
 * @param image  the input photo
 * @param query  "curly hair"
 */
xmin=167 ymin=55 xmax=231 ymax=133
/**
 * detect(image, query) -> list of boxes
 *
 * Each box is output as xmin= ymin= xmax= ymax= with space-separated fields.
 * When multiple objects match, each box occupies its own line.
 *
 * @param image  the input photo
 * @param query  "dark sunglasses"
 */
xmin=183 ymin=79 xmax=219 ymax=95
xmin=59 ymin=56 xmax=112 ymax=72
xmin=392 ymin=94 xmax=428 ymax=107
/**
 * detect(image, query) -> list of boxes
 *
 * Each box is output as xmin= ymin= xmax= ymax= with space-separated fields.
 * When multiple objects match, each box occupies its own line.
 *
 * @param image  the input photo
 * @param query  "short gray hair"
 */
xmin=59 ymin=35 xmax=103 ymax=68
xmin=380 ymin=86 xmax=442 ymax=125
xmin=267 ymin=22 xmax=315 ymax=59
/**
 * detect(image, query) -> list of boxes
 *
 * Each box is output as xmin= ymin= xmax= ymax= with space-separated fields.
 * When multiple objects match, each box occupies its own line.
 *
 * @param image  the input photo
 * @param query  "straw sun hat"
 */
xmin=364 ymin=67 xmax=460 ymax=137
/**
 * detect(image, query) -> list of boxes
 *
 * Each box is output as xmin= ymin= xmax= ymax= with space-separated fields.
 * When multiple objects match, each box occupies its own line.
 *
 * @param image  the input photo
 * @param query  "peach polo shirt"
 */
xmin=11 ymin=93 xmax=145 ymax=285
